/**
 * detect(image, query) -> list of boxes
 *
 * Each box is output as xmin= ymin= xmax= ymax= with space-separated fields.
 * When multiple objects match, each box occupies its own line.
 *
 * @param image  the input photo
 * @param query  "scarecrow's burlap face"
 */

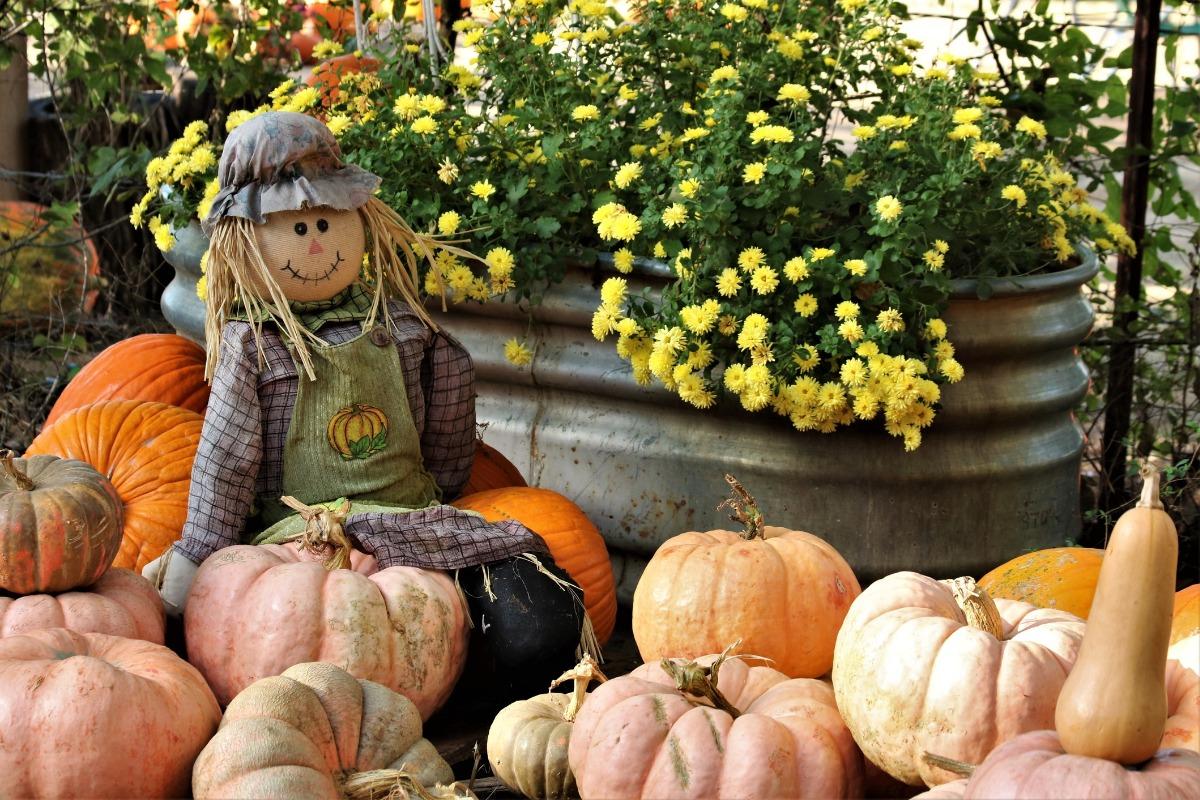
xmin=251 ymin=207 xmax=366 ymax=302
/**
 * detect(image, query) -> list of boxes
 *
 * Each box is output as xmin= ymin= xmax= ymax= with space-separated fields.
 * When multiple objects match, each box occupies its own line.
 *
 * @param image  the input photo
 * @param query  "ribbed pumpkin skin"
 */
xmin=185 ymin=543 xmax=469 ymax=719
xmin=193 ymin=662 xmax=454 ymax=800
xmin=0 ymin=454 xmax=123 ymax=594
xmin=568 ymin=655 xmax=863 ymax=799
xmin=460 ymin=442 xmax=527 ymax=496
xmin=1174 ymin=585 xmax=1199 ymax=645
xmin=0 ymin=628 xmax=221 ymax=799
xmin=44 ymin=334 xmax=209 ymax=428
xmin=1162 ymin=658 xmax=1199 ymax=752
xmin=978 ymin=546 xmax=1104 ymax=619
xmin=453 ymin=487 xmax=616 ymax=644
xmin=488 ymin=693 xmax=575 ymax=800
xmin=26 ymin=400 xmax=203 ymax=571
xmin=633 ymin=526 xmax=860 ymax=678
xmin=0 ymin=568 xmax=164 ymax=643
xmin=915 ymin=731 xmax=1200 ymax=799
xmin=832 ymin=572 xmax=1087 ymax=787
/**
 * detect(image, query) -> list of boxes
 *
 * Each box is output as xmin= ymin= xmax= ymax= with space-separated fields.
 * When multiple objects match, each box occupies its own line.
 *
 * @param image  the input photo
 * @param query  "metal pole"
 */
xmin=1099 ymin=0 xmax=1161 ymax=514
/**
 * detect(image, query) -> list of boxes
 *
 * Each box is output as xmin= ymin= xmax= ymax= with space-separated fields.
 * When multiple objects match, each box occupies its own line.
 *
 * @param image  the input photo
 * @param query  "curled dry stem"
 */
xmin=660 ymin=641 xmax=743 ymax=719
xmin=280 ymin=495 xmax=353 ymax=570
xmin=941 ymin=576 xmax=1005 ymax=640
xmin=716 ymin=474 xmax=765 ymax=540
xmin=1 ymin=450 xmax=35 ymax=491
xmin=548 ymin=653 xmax=608 ymax=723
xmin=341 ymin=770 xmax=476 ymax=800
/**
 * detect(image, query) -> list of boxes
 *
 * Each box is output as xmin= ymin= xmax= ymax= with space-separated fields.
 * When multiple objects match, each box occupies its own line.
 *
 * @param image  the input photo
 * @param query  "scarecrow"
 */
xmin=143 ymin=111 xmax=586 ymax=692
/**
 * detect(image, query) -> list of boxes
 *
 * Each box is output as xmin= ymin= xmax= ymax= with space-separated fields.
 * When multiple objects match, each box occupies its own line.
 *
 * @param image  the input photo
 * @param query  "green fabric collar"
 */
xmin=231 ymin=283 xmax=376 ymax=333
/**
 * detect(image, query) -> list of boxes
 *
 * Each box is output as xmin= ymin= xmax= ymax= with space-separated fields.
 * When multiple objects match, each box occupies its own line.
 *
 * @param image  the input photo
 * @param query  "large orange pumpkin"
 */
xmin=26 ymin=400 xmax=203 ymax=571
xmin=0 ymin=568 xmax=164 ymax=643
xmin=978 ymin=546 xmax=1104 ymax=619
xmin=0 ymin=628 xmax=221 ymax=799
xmin=44 ymin=333 xmax=209 ymax=427
xmin=1174 ymin=585 xmax=1199 ymax=646
xmin=185 ymin=542 xmax=470 ymax=719
xmin=632 ymin=477 xmax=860 ymax=678
xmin=0 ymin=452 xmax=123 ymax=595
xmin=460 ymin=441 xmax=527 ymax=496
xmin=452 ymin=487 xmax=616 ymax=645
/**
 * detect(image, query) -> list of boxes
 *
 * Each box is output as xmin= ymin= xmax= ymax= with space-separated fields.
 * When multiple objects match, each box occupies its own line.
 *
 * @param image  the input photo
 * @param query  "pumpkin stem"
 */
xmin=941 ymin=576 xmax=1005 ymax=640
xmin=717 ymin=474 xmax=765 ymax=540
xmin=922 ymin=752 xmax=976 ymax=777
xmin=1 ymin=450 xmax=35 ymax=492
xmin=279 ymin=496 xmax=353 ymax=570
xmin=341 ymin=770 xmax=476 ymax=800
xmin=660 ymin=642 xmax=742 ymax=719
xmin=549 ymin=654 xmax=608 ymax=723
xmin=1137 ymin=462 xmax=1164 ymax=510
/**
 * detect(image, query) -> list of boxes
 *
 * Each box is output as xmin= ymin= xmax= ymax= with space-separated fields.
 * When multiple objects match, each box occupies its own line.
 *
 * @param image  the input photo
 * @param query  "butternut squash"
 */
xmin=1055 ymin=464 xmax=1178 ymax=764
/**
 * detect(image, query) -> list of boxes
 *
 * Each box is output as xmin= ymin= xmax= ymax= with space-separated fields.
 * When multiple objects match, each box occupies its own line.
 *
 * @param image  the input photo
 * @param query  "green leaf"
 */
xmin=533 ymin=217 xmax=561 ymax=238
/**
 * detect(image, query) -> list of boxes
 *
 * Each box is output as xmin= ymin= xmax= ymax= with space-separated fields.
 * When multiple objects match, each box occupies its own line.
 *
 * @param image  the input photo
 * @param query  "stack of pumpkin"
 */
xmin=483 ymin=472 xmax=1200 ymax=800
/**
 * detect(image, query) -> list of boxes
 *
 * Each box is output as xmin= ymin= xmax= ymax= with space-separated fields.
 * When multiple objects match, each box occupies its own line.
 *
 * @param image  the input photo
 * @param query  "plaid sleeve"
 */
xmin=173 ymin=323 xmax=263 ymax=564
xmin=420 ymin=328 xmax=476 ymax=500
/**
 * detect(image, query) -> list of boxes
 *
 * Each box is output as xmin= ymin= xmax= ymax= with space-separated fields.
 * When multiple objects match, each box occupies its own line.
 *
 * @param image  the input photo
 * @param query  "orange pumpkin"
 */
xmin=0 ymin=568 xmax=164 ymax=643
xmin=633 ymin=476 xmax=860 ymax=678
xmin=0 ymin=452 xmax=123 ymax=595
xmin=0 ymin=201 xmax=100 ymax=318
xmin=978 ymin=546 xmax=1104 ymax=619
xmin=44 ymin=333 xmax=209 ymax=428
xmin=306 ymin=52 xmax=381 ymax=107
xmin=26 ymin=400 xmax=203 ymax=571
xmin=1174 ymin=585 xmax=1199 ymax=646
xmin=453 ymin=487 xmax=616 ymax=645
xmin=460 ymin=441 xmax=527 ymax=496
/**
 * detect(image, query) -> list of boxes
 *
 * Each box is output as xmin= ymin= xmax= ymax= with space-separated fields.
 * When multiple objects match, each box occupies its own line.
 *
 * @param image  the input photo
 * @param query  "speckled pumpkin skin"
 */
xmin=185 ymin=543 xmax=469 ymax=719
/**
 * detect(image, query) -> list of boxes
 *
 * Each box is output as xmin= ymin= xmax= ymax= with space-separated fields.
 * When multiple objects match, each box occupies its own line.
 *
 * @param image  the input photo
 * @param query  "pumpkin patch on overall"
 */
xmin=327 ymin=403 xmax=390 ymax=460
xmin=632 ymin=476 xmax=860 ymax=678
xmin=978 ymin=546 xmax=1104 ymax=619
xmin=184 ymin=541 xmax=470 ymax=719
xmin=43 ymin=333 xmax=210 ymax=428
xmin=25 ymin=400 xmax=203 ymax=571
xmin=832 ymin=573 xmax=1086 ymax=787
xmin=452 ymin=487 xmax=616 ymax=645
xmin=193 ymin=661 xmax=459 ymax=800
xmin=0 ymin=627 xmax=220 ymax=799
xmin=0 ymin=568 xmax=164 ymax=643
xmin=567 ymin=650 xmax=864 ymax=799
xmin=0 ymin=452 xmax=123 ymax=595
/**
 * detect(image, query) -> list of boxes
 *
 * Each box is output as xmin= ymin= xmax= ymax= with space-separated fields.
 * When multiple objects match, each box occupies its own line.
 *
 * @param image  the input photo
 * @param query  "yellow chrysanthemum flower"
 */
xmin=737 ymin=247 xmax=766 ymax=272
xmin=835 ymin=301 xmax=860 ymax=320
xmin=505 ymin=338 xmax=533 ymax=366
xmin=743 ymin=162 xmax=767 ymax=184
xmin=875 ymin=195 xmax=903 ymax=223
xmin=1016 ymin=116 xmax=1048 ymax=140
xmin=783 ymin=257 xmax=808 ymax=282
xmin=852 ymin=125 xmax=877 ymax=140
xmin=926 ymin=319 xmax=948 ymax=339
xmin=749 ymin=125 xmax=794 ymax=144
xmin=843 ymin=259 xmax=868 ymax=276
xmin=471 ymin=180 xmax=497 ymax=201
xmin=679 ymin=179 xmax=701 ymax=198
xmin=614 ymin=162 xmax=643 ymax=189
xmin=613 ymin=248 xmax=635 ymax=273
xmin=661 ymin=203 xmax=688 ymax=228
xmin=809 ymin=247 xmax=834 ymax=262
xmin=745 ymin=110 xmax=769 ymax=127
xmin=750 ymin=266 xmax=778 ymax=295
xmin=438 ymin=211 xmax=461 ymax=235
xmin=952 ymin=107 xmax=984 ymax=124
xmin=572 ymin=104 xmax=601 ymax=122
xmin=876 ymin=308 xmax=906 ymax=333
xmin=948 ymin=123 xmax=982 ymax=141
xmin=794 ymin=294 xmax=818 ymax=316
xmin=777 ymin=84 xmax=811 ymax=104
xmin=1001 ymin=184 xmax=1028 ymax=208
xmin=486 ymin=247 xmax=516 ymax=278
xmin=717 ymin=268 xmax=742 ymax=297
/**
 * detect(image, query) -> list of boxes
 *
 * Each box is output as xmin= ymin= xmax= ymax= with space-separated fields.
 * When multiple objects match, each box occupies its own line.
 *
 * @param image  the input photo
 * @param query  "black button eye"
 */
xmin=294 ymin=222 xmax=308 ymax=236
xmin=316 ymin=218 xmax=329 ymax=233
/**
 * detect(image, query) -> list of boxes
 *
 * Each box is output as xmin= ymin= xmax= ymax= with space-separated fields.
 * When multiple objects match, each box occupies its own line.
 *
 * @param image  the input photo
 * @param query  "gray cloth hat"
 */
xmin=202 ymin=111 xmax=382 ymax=236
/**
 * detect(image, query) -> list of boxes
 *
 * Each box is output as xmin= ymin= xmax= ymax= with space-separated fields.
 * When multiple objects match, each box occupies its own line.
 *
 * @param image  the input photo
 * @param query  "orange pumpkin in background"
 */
xmin=44 ymin=333 xmax=209 ymax=428
xmin=460 ymin=440 xmax=526 ymax=496
xmin=453 ymin=487 xmax=616 ymax=645
xmin=0 ymin=201 xmax=100 ymax=318
xmin=978 ymin=546 xmax=1104 ymax=619
xmin=1174 ymin=584 xmax=1199 ymax=646
xmin=26 ymin=400 xmax=203 ymax=571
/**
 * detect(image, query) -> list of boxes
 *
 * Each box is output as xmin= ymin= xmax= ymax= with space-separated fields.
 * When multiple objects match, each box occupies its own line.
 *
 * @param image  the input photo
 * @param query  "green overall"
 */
xmin=251 ymin=310 xmax=443 ymax=545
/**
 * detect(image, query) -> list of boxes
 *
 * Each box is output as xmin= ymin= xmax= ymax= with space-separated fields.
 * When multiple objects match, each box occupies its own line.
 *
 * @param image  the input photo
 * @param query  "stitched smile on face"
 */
xmin=254 ymin=206 xmax=366 ymax=303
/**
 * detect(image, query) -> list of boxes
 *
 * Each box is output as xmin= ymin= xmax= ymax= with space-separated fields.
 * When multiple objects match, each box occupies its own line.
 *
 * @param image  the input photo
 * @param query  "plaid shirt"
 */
xmin=174 ymin=301 xmax=547 ymax=568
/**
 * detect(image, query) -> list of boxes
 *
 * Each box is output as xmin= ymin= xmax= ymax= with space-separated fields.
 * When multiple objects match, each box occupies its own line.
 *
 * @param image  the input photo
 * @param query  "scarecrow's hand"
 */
xmin=142 ymin=549 xmax=201 ymax=617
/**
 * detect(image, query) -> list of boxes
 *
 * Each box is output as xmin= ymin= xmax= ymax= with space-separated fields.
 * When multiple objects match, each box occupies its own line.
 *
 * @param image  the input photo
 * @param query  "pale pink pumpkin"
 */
xmin=1162 ymin=659 xmax=1199 ymax=753
xmin=912 ymin=731 xmax=1200 ymax=799
xmin=832 ymin=572 xmax=1087 ymax=788
xmin=0 ymin=568 xmax=164 ymax=643
xmin=185 ymin=543 xmax=470 ymax=719
xmin=567 ymin=654 xmax=863 ymax=799
xmin=0 ymin=627 xmax=221 ymax=799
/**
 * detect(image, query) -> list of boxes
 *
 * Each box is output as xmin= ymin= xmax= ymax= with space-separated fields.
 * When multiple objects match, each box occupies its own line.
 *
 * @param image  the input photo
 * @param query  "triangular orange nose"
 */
xmin=308 ymin=239 xmax=325 ymax=255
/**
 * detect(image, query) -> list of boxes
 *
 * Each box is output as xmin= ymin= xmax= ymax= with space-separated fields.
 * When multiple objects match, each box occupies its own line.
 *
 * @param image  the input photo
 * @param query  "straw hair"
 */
xmin=203 ymin=197 xmax=466 ymax=381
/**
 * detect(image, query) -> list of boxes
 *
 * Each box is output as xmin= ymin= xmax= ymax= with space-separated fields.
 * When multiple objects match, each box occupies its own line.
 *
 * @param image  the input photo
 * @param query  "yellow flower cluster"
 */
xmin=594 ymin=203 xmax=642 ymax=241
xmin=133 ymin=120 xmax=216 ymax=246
